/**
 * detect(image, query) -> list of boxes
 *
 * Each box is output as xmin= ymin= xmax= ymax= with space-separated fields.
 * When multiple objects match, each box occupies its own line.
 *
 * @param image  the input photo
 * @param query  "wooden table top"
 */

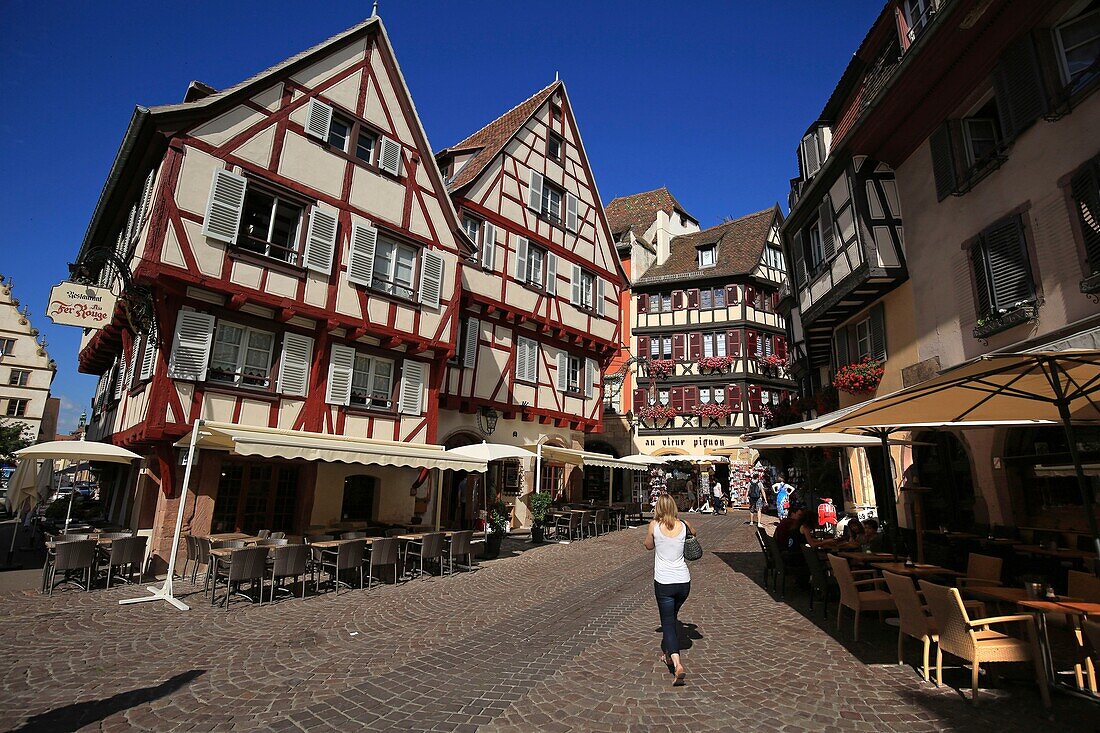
xmin=205 ymin=532 xmax=252 ymax=541
xmin=1013 ymin=544 xmax=1094 ymax=560
xmin=836 ymin=551 xmax=899 ymax=563
xmin=1018 ymin=599 xmax=1100 ymax=616
xmin=310 ymin=538 xmax=376 ymax=549
xmin=923 ymin=531 xmax=980 ymax=540
xmin=962 ymin=586 xmax=1030 ymax=604
xmin=871 ymin=562 xmax=962 ymax=577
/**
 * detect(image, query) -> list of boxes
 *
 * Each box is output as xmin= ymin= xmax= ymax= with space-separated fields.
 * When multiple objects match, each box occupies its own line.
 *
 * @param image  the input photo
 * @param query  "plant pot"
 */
xmin=483 ymin=532 xmax=504 ymax=558
xmin=530 ymin=525 xmax=545 ymax=544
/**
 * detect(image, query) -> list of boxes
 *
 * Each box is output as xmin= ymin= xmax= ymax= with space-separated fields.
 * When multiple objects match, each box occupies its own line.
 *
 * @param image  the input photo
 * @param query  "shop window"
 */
xmin=341 ymin=475 xmax=377 ymax=521
xmin=211 ymin=461 xmax=300 ymax=535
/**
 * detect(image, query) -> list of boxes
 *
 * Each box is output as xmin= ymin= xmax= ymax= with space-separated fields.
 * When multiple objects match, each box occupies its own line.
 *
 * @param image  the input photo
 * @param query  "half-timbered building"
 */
xmin=0 ymin=276 xmax=57 ymax=443
xmin=435 ymin=82 xmax=625 ymax=522
xmin=75 ymin=17 xmax=478 ymax=564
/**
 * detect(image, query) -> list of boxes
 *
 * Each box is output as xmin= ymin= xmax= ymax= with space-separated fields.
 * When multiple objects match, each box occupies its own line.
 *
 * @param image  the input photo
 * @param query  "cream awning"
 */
xmin=174 ymin=421 xmax=487 ymax=472
xmin=532 ymin=445 xmax=650 ymax=471
xmin=742 ymin=433 xmax=921 ymax=449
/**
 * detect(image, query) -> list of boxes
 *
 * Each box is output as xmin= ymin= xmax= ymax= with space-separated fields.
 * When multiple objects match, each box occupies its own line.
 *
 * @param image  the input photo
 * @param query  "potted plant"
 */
xmin=484 ymin=502 xmax=509 ymax=558
xmin=528 ymin=491 xmax=553 ymax=543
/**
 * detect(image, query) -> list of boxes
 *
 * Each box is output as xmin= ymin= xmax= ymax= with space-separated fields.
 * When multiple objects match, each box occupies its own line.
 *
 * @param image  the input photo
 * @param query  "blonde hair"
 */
xmin=654 ymin=494 xmax=679 ymax=531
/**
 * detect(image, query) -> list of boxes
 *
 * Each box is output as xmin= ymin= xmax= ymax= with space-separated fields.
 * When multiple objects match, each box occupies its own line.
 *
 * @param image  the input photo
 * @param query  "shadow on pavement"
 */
xmin=13 ymin=669 xmax=205 ymax=733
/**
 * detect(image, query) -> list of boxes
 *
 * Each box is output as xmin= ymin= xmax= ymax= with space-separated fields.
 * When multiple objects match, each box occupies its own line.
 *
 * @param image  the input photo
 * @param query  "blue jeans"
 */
xmin=654 ymin=580 xmax=691 ymax=654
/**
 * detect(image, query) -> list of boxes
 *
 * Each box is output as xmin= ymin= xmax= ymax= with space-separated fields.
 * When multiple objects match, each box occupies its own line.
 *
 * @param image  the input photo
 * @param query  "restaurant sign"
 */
xmin=45 ymin=282 xmax=116 ymax=329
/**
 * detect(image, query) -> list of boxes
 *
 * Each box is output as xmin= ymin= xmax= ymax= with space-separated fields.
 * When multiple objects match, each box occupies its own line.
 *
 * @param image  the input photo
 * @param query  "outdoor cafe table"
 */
xmin=205 ymin=532 xmax=253 ymax=542
xmin=1018 ymin=598 xmax=1100 ymax=700
xmin=1014 ymin=545 xmax=1095 ymax=563
xmin=836 ymin=551 xmax=899 ymax=566
xmin=870 ymin=561 xmax=962 ymax=579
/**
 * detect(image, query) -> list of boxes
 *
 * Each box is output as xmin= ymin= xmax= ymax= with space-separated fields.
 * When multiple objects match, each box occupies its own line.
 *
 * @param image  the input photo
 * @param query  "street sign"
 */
xmin=45 ymin=282 xmax=116 ymax=329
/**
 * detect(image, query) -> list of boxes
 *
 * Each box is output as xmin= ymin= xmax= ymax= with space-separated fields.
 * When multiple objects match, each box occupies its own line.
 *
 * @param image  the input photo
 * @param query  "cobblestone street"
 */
xmin=0 ymin=515 xmax=1089 ymax=732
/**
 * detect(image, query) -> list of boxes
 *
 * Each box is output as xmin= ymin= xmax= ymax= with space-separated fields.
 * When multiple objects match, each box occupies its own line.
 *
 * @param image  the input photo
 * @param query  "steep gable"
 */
xmin=605 ymin=187 xmax=694 ymax=240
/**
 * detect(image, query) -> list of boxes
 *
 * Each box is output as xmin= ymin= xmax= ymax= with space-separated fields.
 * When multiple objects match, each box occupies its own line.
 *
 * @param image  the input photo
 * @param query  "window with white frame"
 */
xmin=658 ymin=389 xmax=670 ymax=405
xmin=700 ymin=289 xmax=712 ymax=309
xmin=372 ymin=236 xmax=418 ymax=299
xmin=1054 ymin=4 xmax=1100 ymax=89
xmin=649 ymin=336 xmax=672 ymax=360
xmin=702 ymin=332 xmax=727 ymax=358
xmin=462 ymin=216 xmax=480 ymax=247
xmin=962 ymin=98 xmax=1002 ymax=169
xmin=0 ymin=338 xmax=14 ymax=356
xmin=808 ymin=220 xmax=825 ymax=269
xmin=661 ymin=293 xmax=672 ymax=311
xmin=526 ymin=243 xmax=546 ymax=287
xmin=239 ymin=188 xmax=304 ymax=263
xmin=698 ymin=244 xmax=717 ymax=268
xmin=547 ymin=132 xmax=564 ymax=162
xmin=699 ymin=387 xmax=711 ymax=404
xmin=765 ymin=245 xmax=785 ymax=270
xmin=209 ymin=323 xmax=275 ymax=388
xmin=541 ymin=182 xmax=563 ymax=223
xmin=855 ymin=317 xmax=873 ymax=360
xmin=351 ymin=353 xmax=394 ymax=410
xmin=714 ymin=387 xmax=725 ymax=404
xmin=567 ymin=354 xmax=582 ymax=393
xmin=578 ymin=269 xmax=595 ymax=310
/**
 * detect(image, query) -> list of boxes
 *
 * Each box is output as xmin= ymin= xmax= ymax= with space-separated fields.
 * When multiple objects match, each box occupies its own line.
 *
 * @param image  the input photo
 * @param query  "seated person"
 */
xmin=836 ymin=516 xmax=866 ymax=549
xmin=861 ymin=518 xmax=885 ymax=552
xmin=798 ymin=511 xmax=839 ymax=550
xmin=773 ymin=506 xmax=805 ymax=551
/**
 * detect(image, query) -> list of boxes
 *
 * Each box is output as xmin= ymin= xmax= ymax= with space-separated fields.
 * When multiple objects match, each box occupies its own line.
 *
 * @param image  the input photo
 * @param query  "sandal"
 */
xmin=673 ymin=666 xmax=686 ymax=686
xmin=660 ymin=654 xmax=674 ymax=674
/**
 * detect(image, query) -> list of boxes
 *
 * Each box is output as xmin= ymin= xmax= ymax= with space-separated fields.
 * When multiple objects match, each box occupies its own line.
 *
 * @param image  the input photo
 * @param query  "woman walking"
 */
xmin=644 ymin=494 xmax=693 ymax=686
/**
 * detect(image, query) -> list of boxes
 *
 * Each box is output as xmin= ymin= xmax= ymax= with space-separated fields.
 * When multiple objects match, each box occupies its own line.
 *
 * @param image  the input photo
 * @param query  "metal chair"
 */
xmin=446 ymin=531 xmax=475 ymax=575
xmin=594 ymin=509 xmax=609 ymax=536
xmin=269 ymin=531 xmax=286 ymax=540
xmin=103 ymin=535 xmax=148 ymax=588
xmin=47 ymin=540 xmax=97 ymax=595
xmin=365 ymin=538 xmax=399 ymax=589
xmin=256 ymin=538 xmax=289 ymax=547
xmin=267 ymin=544 xmax=309 ymax=602
xmin=801 ymin=544 xmax=835 ymax=619
xmin=255 ymin=530 xmax=271 ymax=539
xmin=212 ymin=546 xmax=269 ymax=610
xmin=317 ymin=540 xmax=366 ymax=595
xmin=208 ymin=540 xmax=247 ymax=596
xmin=404 ymin=533 xmax=445 ymax=578
xmin=340 ymin=531 xmax=368 ymax=540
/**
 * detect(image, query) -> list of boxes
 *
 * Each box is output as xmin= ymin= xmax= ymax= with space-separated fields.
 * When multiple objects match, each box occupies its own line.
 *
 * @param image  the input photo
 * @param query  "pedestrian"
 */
xmin=746 ymin=473 xmax=766 ymax=526
xmin=772 ymin=474 xmax=793 ymax=519
xmin=711 ymin=479 xmax=725 ymax=515
xmin=644 ymin=493 xmax=693 ymax=686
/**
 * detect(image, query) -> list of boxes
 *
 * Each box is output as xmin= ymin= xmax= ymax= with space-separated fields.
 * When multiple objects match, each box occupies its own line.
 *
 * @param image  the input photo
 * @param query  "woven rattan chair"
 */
xmin=213 ymin=546 xmax=269 ymax=610
xmin=365 ymin=538 xmax=399 ymax=589
xmin=317 ymin=539 xmax=366 ymax=595
xmin=883 ymin=570 xmax=939 ymax=681
xmin=446 ymin=531 xmax=475 ymax=575
xmin=827 ymin=554 xmax=894 ymax=641
xmin=103 ymin=535 xmax=147 ymax=589
xmin=957 ymin=553 xmax=1003 ymax=589
xmin=919 ymin=580 xmax=1050 ymax=707
xmin=268 ymin=544 xmax=309 ymax=602
xmin=594 ymin=509 xmax=610 ymax=536
xmin=405 ymin=533 xmax=445 ymax=578
xmin=47 ymin=540 xmax=97 ymax=595
xmin=98 ymin=531 xmax=133 ymax=540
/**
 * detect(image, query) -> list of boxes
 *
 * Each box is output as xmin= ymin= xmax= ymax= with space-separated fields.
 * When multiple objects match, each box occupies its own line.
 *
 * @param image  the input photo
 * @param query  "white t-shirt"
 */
xmin=712 ymin=483 xmax=723 ymax=497
xmin=653 ymin=520 xmax=691 ymax=584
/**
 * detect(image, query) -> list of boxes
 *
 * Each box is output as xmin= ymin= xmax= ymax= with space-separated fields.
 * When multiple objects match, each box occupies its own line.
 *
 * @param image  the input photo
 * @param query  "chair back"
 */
xmin=449 ymin=531 xmax=473 ymax=556
xmin=754 ymin=526 xmax=774 ymax=569
xmin=595 ymin=509 xmax=608 ymax=525
xmin=269 ymin=531 xmax=286 ymax=540
xmin=337 ymin=539 xmax=367 ymax=569
xmin=55 ymin=533 xmax=91 ymax=542
xmin=228 ymin=547 xmax=270 ymax=582
xmin=305 ymin=534 xmax=334 ymax=544
xmin=385 ymin=528 xmax=405 ymax=537
xmin=966 ymin=553 xmax=1002 ymax=584
xmin=99 ymin=531 xmax=133 ymax=540
xmin=184 ymin=535 xmax=197 ymax=562
xmin=54 ymin=540 xmax=97 ymax=571
xmin=256 ymin=538 xmax=289 ymax=547
xmin=421 ymin=533 xmax=445 ymax=559
xmin=1083 ymin=618 xmax=1100 ymax=656
xmin=882 ymin=570 xmax=932 ymax=639
xmin=126 ymin=535 xmax=148 ymax=567
xmin=370 ymin=538 xmax=399 ymax=566
xmin=195 ymin=537 xmax=212 ymax=563
xmin=255 ymin=530 xmax=271 ymax=539
xmin=568 ymin=513 xmax=580 ymax=532
xmin=1068 ymin=569 xmax=1100 ymax=602
xmin=826 ymin=554 xmax=860 ymax=609
xmin=800 ymin=545 xmax=829 ymax=593
xmin=918 ymin=580 xmax=974 ymax=659
xmin=272 ymin=545 xmax=308 ymax=578
xmin=760 ymin=529 xmax=785 ymax=572
xmin=213 ymin=539 xmax=246 ymax=550
xmin=340 ymin=531 xmax=367 ymax=540
xmin=108 ymin=535 xmax=140 ymax=563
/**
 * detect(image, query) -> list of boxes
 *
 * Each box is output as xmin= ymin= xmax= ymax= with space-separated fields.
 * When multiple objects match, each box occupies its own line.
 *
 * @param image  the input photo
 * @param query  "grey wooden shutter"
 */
xmin=398 ymin=360 xmax=426 ymax=414
xmin=347 ymin=223 xmax=378 ymax=287
xmin=515 ymin=338 xmax=528 ymax=380
xmin=545 ymin=252 xmax=557 ymax=295
xmin=557 ymin=351 xmax=569 ymax=392
xmin=570 ymin=263 xmax=583 ymax=305
xmin=983 ymin=215 xmax=1034 ymax=309
xmin=418 ymin=250 xmax=445 ymax=309
xmin=527 ymin=339 xmax=539 ymax=382
xmin=818 ymin=196 xmax=835 ymax=260
xmin=168 ymin=310 xmax=215 ymax=380
xmin=113 ymin=354 xmax=127 ymax=399
xmin=791 ymin=231 xmax=807 ymax=288
xmin=1070 ymin=161 xmax=1100 ymax=274
xmin=585 ymin=358 xmax=596 ymax=399
xmin=929 ymin=123 xmax=957 ymax=201
xmin=202 ymin=169 xmax=247 ymax=243
xmin=833 ymin=328 xmax=850 ymax=369
xmin=139 ymin=328 xmax=158 ymax=380
xmin=125 ymin=337 xmax=140 ymax=388
xmin=800 ymin=133 xmax=821 ymax=178
xmin=514 ymin=237 xmax=529 ymax=282
xmin=992 ymin=34 xmax=1048 ymax=140
xmin=527 ymin=170 xmax=544 ymax=211
xmin=138 ymin=169 xmax=156 ymax=225
xmin=870 ymin=303 xmax=887 ymax=361
xmin=303 ymin=206 xmax=338 ymax=274
xmin=595 ymin=278 xmax=605 ymax=317
xmin=970 ymin=239 xmax=994 ymax=317
xmin=379 ymin=137 xmax=403 ymax=176
xmin=277 ymin=332 xmax=314 ymax=397
xmin=565 ymin=193 xmax=579 ymax=232
xmin=481 ymin=222 xmax=496 ymax=270
xmin=305 ymin=99 xmax=333 ymax=140
xmin=462 ymin=318 xmax=479 ymax=369
xmin=325 ymin=344 xmax=355 ymax=405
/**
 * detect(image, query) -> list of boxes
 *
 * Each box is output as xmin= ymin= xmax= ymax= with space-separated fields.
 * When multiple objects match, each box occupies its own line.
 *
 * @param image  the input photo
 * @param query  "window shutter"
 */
xmin=139 ymin=328 xmax=158 ymax=380
xmin=138 ymin=169 xmax=156 ymax=226
xmin=527 ymin=339 xmax=539 ymax=383
xmin=929 ymin=123 xmax=957 ymax=201
xmin=687 ymin=289 xmax=700 ymax=309
xmin=672 ymin=334 xmax=686 ymax=361
xmin=683 ymin=386 xmax=698 ymax=414
xmin=202 ymin=169 xmax=247 ymax=244
xmin=670 ymin=386 xmax=684 ymax=414
xmin=776 ymin=335 xmax=787 ymax=359
xmin=801 ymin=133 xmax=821 ymax=178
xmin=637 ymin=336 xmax=651 ymax=358
xmin=970 ymin=240 xmax=994 ymax=319
xmin=869 ymin=303 xmax=887 ymax=362
xmin=462 ymin=318 xmax=479 ymax=369
xmin=595 ymin=278 xmax=605 ymax=317
xmin=516 ymin=337 xmax=536 ymax=382
xmin=749 ymin=385 xmax=762 ymax=412
xmin=638 ymin=294 xmax=649 ymax=314
xmin=557 ymin=351 xmax=569 ymax=392
xmin=992 ymin=34 xmax=1048 ymax=140
xmin=545 ymin=252 xmax=557 ymax=295
xmin=688 ymin=332 xmax=703 ymax=360
xmin=527 ymin=170 xmax=544 ymax=211
xmin=514 ymin=237 xmax=529 ymax=282
xmin=565 ymin=193 xmax=579 ymax=232
xmin=113 ymin=354 xmax=126 ymax=400
xmin=277 ymin=332 xmax=314 ymax=397
xmin=481 ymin=222 xmax=496 ymax=270
xmin=379 ymin=137 xmax=403 ymax=176
xmin=983 ymin=215 xmax=1034 ymax=309
xmin=398 ymin=360 xmax=426 ymax=414
xmin=727 ymin=330 xmax=741 ymax=357
xmin=1070 ymin=161 xmax=1100 ymax=274
xmin=126 ymin=338 xmax=139 ymax=388
xmin=672 ymin=290 xmax=685 ymax=310
xmin=168 ymin=310 xmax=215 ymax=381
xmin=819 ymin=196 xmax=835 ymax=260
xmin=833 ymin=328 xmax=850 ymax=369
xmin=632 ymin=388 xmax=647 ymax=412
xmin=726 ymin=285 xmax=740 ymax=304
xmin=728 ymin=383 xmax=742 ymax=410
xmin=570 ymin=263 xmax=583 ymax=305
xmin=326 ymin=344 xmax=355 ymax=405
xmin=347 ymin=223 xmax=378 ymax=287
xmin=303 ymin=206 xmax=338 ymax=274
xmin=418 ymin=250 xmax=445 ymax=309
xmin=305 ymin=98 xmax=333 ymax=140
xmin=791 ymin=231 xmax=807 ymax=288
xmin=747 ymin=330 xmax=759 ymax=357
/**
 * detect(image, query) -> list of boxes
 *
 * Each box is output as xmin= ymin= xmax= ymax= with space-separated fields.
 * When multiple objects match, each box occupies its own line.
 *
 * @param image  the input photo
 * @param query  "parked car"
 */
xmin=74 ymin=482 xmax=97 ymax=499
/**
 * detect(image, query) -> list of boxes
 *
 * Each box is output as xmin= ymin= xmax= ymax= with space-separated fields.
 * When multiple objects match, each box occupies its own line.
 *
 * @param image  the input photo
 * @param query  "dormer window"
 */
xmin=698 ymin=245 xmax=717 ymax=268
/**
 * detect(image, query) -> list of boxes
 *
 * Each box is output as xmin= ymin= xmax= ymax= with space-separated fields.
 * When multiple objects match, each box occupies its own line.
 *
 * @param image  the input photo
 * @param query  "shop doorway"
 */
xmin=913 ymin=432 xmax=975 ymax=530
xmin=211 ymin=461 xmax=302 ymax=535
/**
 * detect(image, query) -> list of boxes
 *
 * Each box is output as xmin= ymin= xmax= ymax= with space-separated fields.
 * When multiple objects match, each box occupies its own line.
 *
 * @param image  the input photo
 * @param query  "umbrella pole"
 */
xmin=876 ymin=432 xmax=902 ymax=556
xmin=1055 ymin=400 xmax=1100 ymax=564
xmin=120 ymin=418 xmax=204 ymax=611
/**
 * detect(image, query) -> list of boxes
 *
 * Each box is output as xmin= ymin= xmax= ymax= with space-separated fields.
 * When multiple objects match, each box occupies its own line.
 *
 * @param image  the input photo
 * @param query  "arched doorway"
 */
xmin=585 ymin=441 xmax=622 ymax=503
xmin=913 ymin=432 xmax=975 ymax=530
xmin=442 ymin=431 xmax=482 ymax=529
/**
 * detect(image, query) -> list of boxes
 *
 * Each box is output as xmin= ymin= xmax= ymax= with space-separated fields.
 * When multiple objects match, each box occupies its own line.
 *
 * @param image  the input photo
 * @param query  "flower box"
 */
xmin=644 ymin=359 xmax=676 ymax=379
xmin=832 ymin=357 xmax=884 ymax=395
xmin=696 ymin=355 xmax=734 ymax=374
xmin=973 ymin=304 xmax=1038 ymax=340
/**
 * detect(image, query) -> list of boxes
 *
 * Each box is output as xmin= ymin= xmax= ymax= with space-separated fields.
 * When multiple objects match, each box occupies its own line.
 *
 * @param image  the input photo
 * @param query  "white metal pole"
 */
xmin=534 ymin=443 xmax=543 ymax=494
xmin=120 ymin=418 xmax=203 ymax=611
xmin=433 ymin=471 xmax=442 ymax=531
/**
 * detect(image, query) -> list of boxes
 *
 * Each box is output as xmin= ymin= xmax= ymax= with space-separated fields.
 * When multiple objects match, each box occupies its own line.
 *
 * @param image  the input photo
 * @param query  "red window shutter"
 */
xmin=749 ymin=385 xmax=762 ymax=412
xmin=728 ymin=383 xmax=742 ymax=410
xmin=727 ymin=285 xmax=740 ymax=303
xmin=632 ymin=387 xmax=647 ymax=412
xmin=746 ymin=286 xmax=756 ymax=306
xmin=672 ymin=333 xmax=686 ymax=361
xmin=747 ymin=330 xmax=758 ymax=355
xmin=688 ymin=332 xmax=703 ymax=360
xmin=687 ymin=289 xmax=700 ymax=308
xmin=727 ymin=330 xmax=741 ymax=357
xmin=670 ymin=386 xmax=685 ymax=413
xmin=638 ymin=294 xmax=649 ymax=314
xmin=776 ymin=335 xmax=787 ymax=358
xmin=683 ymin=386 xmax=698 ymax=413
xmin=771 ymin=291 xmax=780 ymax=311
xmin=637 ymin=336 xmax=651 ymax=358
xmin=673 ymin=290 xmax=685 ymax=310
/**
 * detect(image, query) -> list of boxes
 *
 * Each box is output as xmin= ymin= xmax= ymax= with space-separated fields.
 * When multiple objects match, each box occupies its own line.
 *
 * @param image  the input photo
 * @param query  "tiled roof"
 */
xmin=605 ymin=187 xmax=692 ymax=239
xmin=444 ymin=81 xmax=562 ymax=190
xmin=635 ymin=207 xmax=779 ymax=286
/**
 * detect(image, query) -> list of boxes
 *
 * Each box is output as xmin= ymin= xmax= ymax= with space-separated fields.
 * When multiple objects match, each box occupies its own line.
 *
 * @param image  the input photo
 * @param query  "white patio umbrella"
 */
xmin=2 ymin=459 xmax=40 ymax=568
xmin=445 ymin=442 xmax=533 ymax=462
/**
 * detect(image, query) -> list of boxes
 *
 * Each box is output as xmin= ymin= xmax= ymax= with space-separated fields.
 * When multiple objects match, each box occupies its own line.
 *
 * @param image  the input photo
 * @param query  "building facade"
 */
xmin=0 ymin=276 xmax=57 ymax=443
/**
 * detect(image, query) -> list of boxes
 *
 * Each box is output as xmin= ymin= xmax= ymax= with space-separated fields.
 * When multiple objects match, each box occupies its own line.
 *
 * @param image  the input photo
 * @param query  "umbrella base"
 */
xmin=119 ymin=584 xmax=190 ymax=611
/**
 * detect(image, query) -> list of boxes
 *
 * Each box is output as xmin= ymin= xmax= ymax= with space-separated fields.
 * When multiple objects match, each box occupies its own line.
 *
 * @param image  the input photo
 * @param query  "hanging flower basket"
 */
xmin=757 ymin=354 xmax=788 ymax=377
xmin=638 ymin=404 xmax=678 ymax=423
xmin=645 ymin=359 xmax=676 ymax=379
xmin=697 ymin=355 xmax=734 ymax=374
xmin=832 ymin=357 xmax=884 ymax=395
xmin=692 ymin=402 xmax=732 ymax=420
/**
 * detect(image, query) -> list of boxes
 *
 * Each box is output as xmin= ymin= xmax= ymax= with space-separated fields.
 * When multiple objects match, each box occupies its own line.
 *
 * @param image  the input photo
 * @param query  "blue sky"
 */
xmin=0 ymin=0 xmax=881 ymax=432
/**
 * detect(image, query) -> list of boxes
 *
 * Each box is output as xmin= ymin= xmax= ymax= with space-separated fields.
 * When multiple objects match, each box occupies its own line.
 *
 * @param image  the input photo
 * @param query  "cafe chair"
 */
xmin=213 ymin=546 xmax=270 ymax=611
xmin=256 ymin=538 xmax=289 ymax=547
xmin=255 ymin=530 xmax=271 ymax=540
xmin=827 ymin=554 xmax=894 ymax=642
xmin=957 ymin=553 xmax=1003 ymax=589
xmin=365 ymin=538 xmax=399 ymax=589
xmin=918 ymin=580 xmax=1050 ymax=708
xmin=180 ymin=536 xmax=198 ymax=581
xmin=759 ymin=528 xmax=788 ymax=598
xmin=404 ymin=533 xmax=445 ymax=578
xmin=269 ymin=532 xmax=286 ymax=540
xmin=446 ymin=531 xmax=475 ymax=575
xmin=47 ymin=539 xmax=98 ymax=596
xmin=103 ymin=535 xmax=148 ymax=589
xmin=317 ymin=539 xmax=365 ymax=595
xmin=755 ymin=526 xmax=775 ymax=590
xmin=801 ymin=545 xmax=835 ymax=619
xmin=267 ymin=544 xmax=309 ymax=602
